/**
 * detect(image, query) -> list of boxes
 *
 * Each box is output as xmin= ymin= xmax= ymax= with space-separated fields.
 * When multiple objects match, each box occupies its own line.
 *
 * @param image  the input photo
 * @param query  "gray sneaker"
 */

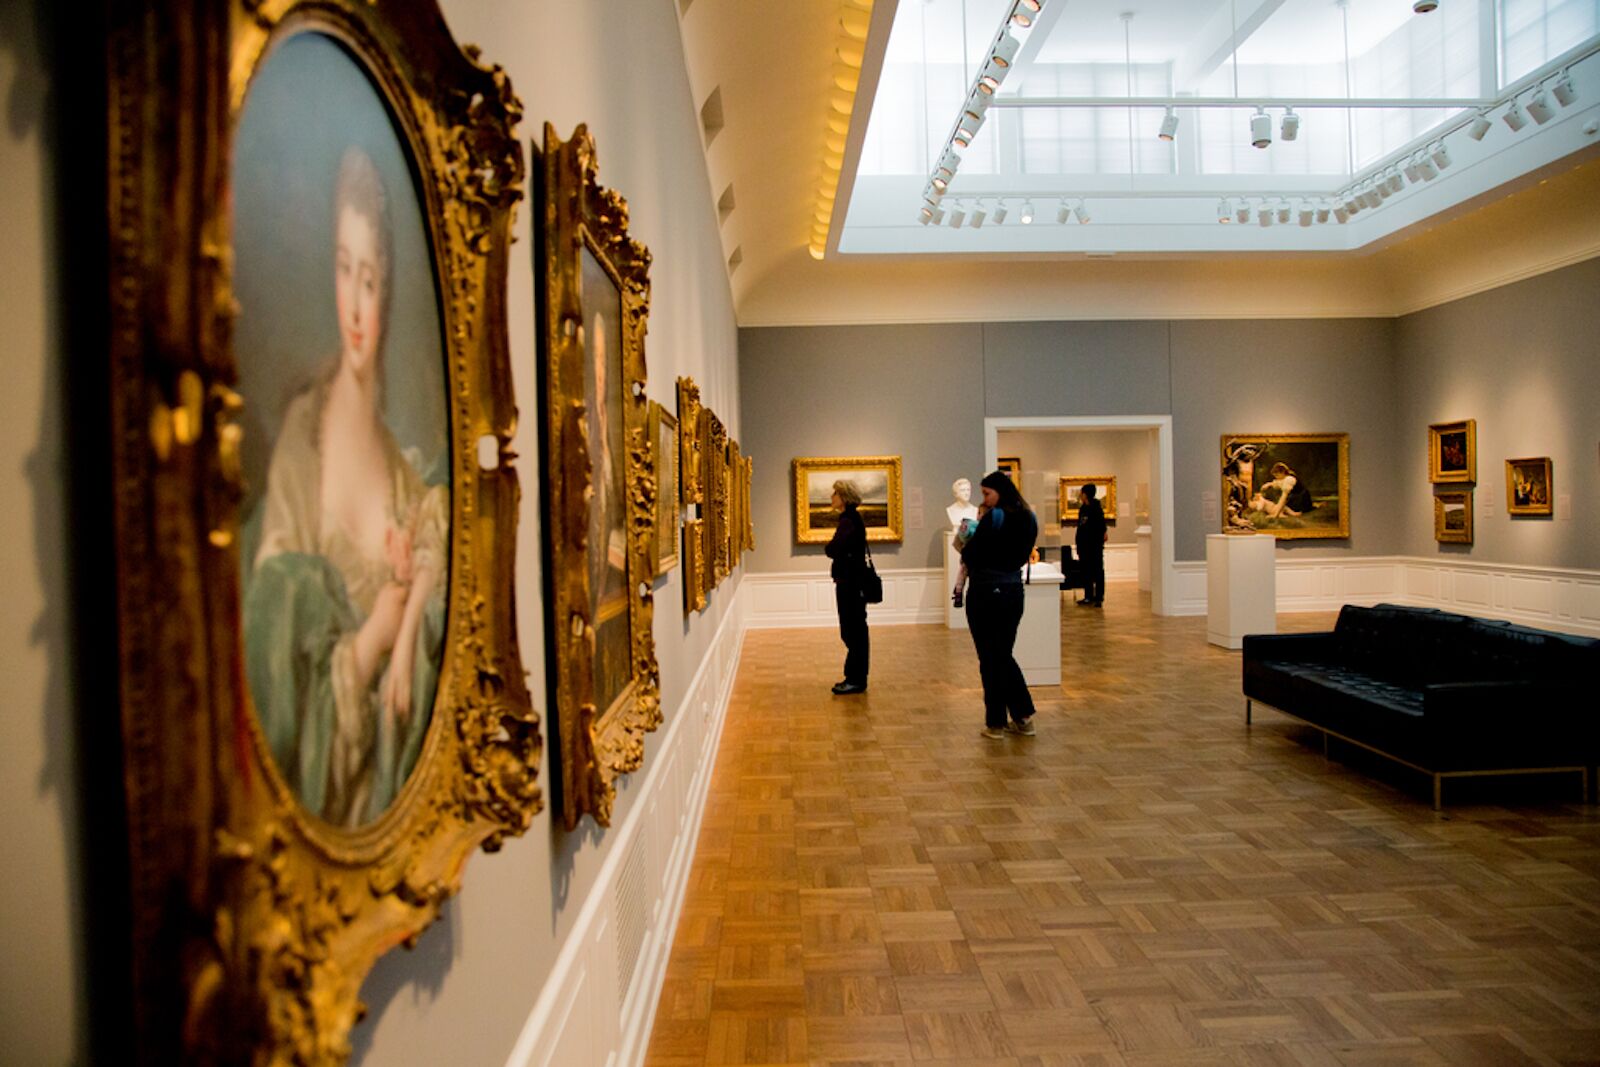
xmin=980 ymin=727 xmax=1006 ymax=740
xmin=1006 ymin=718 xmax=1036 ymax=736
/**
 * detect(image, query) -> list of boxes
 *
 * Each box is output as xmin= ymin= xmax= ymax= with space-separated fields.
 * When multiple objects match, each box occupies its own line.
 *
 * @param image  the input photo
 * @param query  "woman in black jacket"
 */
xmin=960 ymin=470 xmax=1039 ymax=738
xmin=824 ymin=479 xmax=869 ymax=695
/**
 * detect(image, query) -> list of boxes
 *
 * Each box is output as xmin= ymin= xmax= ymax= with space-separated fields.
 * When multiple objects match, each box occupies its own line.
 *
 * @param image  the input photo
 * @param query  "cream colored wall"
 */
xmin=0 ymin=0 xmax=739 ymax=1063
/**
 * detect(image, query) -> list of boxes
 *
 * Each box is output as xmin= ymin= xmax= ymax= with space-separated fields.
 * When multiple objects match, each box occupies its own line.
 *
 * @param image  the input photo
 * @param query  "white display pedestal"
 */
xmin=944 ymin=530 xmax=967 ymax=630
xmin=1206 ymin=533 xmax=1276 ymax=649
xmin=1135 ymin=525 xmax=1152 ymax=592
xmin=1017 ymin=563 xmax=1064 ymax=686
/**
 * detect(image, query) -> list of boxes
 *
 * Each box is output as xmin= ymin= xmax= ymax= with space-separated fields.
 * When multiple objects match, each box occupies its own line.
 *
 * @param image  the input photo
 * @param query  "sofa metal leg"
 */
xmin=1433 ymin=775 xmax=1443 ymax=811
xmin=1245 ymin=699 xmax=1252 ymax=725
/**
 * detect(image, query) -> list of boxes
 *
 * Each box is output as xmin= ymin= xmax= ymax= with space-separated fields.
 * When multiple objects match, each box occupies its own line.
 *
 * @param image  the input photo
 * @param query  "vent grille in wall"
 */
xmin=614 ymin=829 xmax=650 ymax=1007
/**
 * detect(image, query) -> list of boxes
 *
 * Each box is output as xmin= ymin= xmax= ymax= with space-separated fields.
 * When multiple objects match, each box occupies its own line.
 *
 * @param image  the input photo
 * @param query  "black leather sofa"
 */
xmin=1242 ymin=604 xmax=1599 ymax=808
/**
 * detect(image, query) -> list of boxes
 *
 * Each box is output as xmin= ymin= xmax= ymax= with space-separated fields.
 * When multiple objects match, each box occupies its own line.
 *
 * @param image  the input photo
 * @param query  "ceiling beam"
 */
xmin=1173 ymin=0 xmax=1288 ymax=91
xmin=1007 ymin=0 xmax=1071 ymax=93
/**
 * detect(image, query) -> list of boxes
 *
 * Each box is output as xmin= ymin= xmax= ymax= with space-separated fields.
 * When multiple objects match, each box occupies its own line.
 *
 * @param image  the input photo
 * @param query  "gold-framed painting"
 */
xmin=727 ymin=439 xmax=743 ymax=570
xmin=538 ymin=123 xmax=661 ymax=830
xmin=1429 ymin=419 xmax=1476 ymax=484
xmin=1221 ymin=433 xmax=1351 ymax=539
xmin=997 ymin=455 xmax=1022 ymax=482
xmin=1058 ymin=475 xmax=1117 ymax=525
xmin=683 ymin=517 xmax=708 ymax=613
xmin=650 ymin=402 xmax=680 ymax=574
xmin=793 ymin=455 xmax=905 ymax=543
xmin=742 ymin=455 xmax=756 ymax=552
xmin=707 ymin=412 xmax=732 ymax=583
xmin=106 ymin=2 xmax=539 ymax=1060
xmin=677 ymin=376 xmax=703 ymax=509
xmin=1506 ymin=457 xmax=1553 ymax=516
xmin=1434 ymin=489 xmax=1474 ymax=543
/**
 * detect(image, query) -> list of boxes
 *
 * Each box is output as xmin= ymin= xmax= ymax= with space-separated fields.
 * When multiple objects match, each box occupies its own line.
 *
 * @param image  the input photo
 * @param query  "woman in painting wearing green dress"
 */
xmin=244 ymin=147 xmax=447 ymax=828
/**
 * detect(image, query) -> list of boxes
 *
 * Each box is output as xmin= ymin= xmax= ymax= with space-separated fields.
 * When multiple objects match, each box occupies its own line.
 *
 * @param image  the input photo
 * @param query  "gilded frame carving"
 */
xmin=107 ymin=2 xmax=538 ymax=1061
xmin=791 ymin=455 xmax=906 ymax=544
xmin=727 ymin=439 xmax=743 ymax=569
xmin=1220 ymin=433 xmax=1351 ymax=540
xmin=707 ymin=413 xmax=732 ymax=583
xmin=537 ymin=123 xmax=662 ymax=830
xmin=1058 ymin=475 xmax=1118 ymax=526
xmin=742 ymin=456 xmax=757 ymax=552
xmin=677 ymin=376 xmax=703 ymax=509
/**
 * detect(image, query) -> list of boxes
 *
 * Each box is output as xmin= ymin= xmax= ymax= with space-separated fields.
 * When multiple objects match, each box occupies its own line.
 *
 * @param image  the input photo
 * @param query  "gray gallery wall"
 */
xmin=741 ymin=316 xmax=1400 ymax=571
xmin=996 ymin=429 xmax=1153 ymax=547
xmin=1394 ymin=256 xmax=1600 ymax=569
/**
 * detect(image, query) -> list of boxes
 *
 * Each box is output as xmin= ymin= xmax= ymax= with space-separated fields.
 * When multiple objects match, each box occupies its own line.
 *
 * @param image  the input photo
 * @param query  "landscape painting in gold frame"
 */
xmin=1058 ymin=475 xmax=1117 ymax=525
xmin=1506 ymin=457 xmax=1553 ymax=516
xmin=539 ymin=123 xmax=661 ymax=830
xmin=106 ymin=2 xmax=539 ymax=1060
xmin=792 ymin=455 xmax=904 ymax=544
xmin=1434 ymin=489 xmax=1473 ymax=543
xmin=1428 ymin=419 xmax=1476 ymax=484
xmin=996 ymin=455 xmax=1022 ymax=483
xmin=1221 ymin=433 xmax=1350 ymax=539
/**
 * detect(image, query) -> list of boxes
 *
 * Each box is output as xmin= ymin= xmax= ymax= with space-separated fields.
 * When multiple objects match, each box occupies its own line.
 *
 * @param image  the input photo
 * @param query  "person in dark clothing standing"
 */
xmin=960 ymin=470 xmax=1039 ymax=738
xmin=1074 ymin=483 xmax=1108 ymax=608
xmin=824 ymin=479 xmax=869 ymax=695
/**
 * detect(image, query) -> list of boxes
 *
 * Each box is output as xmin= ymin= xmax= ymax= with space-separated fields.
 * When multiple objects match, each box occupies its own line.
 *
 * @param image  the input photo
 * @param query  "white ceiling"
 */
xmin=672 ymin=0 xmax=1600 ymax=325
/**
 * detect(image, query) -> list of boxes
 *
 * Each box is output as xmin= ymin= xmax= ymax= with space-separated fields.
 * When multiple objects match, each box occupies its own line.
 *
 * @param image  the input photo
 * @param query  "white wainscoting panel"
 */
xmin=746 ymin=568 xmax=946 ymax=629
xmin=505 ymin=587 xmax=749 ymax=1067
xmin=1105 ymin=543 xmax=1137 ymax=580
xmin=1170 ymin=555 xmax=1600 ymax=636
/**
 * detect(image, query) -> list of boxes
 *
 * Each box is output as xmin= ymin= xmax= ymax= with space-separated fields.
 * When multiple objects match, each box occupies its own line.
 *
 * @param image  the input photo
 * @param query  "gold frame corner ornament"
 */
xmin=538 ymin=122 xmax=662 ymax=831
xmin=791 ymin=455 xmax=905 ymax=544
xmin=108 ymin=1 xmax=538 ymax=1061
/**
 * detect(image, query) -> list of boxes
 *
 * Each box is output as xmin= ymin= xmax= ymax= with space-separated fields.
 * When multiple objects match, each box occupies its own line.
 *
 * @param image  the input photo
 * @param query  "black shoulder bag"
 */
xmin=860 ymin=539 xmax=884 ymax=604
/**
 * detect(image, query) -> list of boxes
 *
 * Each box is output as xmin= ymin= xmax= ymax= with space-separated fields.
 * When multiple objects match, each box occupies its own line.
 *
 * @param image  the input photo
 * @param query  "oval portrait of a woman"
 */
xmin=233 ymin=33 xmax=450 ymax=829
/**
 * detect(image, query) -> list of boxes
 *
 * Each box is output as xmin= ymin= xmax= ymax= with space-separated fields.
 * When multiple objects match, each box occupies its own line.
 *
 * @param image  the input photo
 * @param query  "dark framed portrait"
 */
xmin=1429 ymin=419 xmax=1476 ymax=484
xmin=1221 ymin=433 xmax=1351 ymax=539
xmin=539 ymin=123 xmax=661 ymax=830
xmin=1505 ymin=457 xmax=1553 ymax=516
xmin=106 ymin=2 xmax=536 ymax=1060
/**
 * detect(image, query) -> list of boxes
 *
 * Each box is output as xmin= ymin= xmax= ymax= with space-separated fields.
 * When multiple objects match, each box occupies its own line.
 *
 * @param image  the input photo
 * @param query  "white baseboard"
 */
xmin=1171 ymin=555 xmax=1600 ymax=637
xmin=504 ymin=585 xmax=749 ymax=1067
xmin=744 ymin=567 xmax=946 ymax=629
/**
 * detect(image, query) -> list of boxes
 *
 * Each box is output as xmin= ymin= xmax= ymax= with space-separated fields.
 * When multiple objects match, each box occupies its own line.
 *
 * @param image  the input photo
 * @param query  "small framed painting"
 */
xmin=996 ymin=456 xmax=1022 ymax=483
xmin=650 ymin=401 xmax=679 ymax=574
xmin=1058 ymin=475 xmax=1117 ymax=526
xmin=1428 ymin=419 xmax=1476 ymax=484
xmin=1505 ymin=457 xmax=1553 ymax=516
xmin=1434 ymin=489 xmax=1473 ymax=544
xmin=792 ymin=455 xmax=904 ymax=543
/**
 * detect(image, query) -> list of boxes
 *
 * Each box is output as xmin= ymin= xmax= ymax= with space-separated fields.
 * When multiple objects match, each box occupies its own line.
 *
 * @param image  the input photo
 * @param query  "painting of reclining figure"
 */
xmin=1221 ymin=433 xmax=1350 ymax=540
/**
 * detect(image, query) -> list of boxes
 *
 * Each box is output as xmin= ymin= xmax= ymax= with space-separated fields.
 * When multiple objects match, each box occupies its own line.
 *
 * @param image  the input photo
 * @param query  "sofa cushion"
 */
xmin=1334 ymin=605 xmax=1471 ymax=687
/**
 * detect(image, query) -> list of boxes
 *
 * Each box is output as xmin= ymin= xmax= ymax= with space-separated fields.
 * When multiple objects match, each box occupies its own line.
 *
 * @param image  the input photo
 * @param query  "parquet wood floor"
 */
xmin=644 ymin=585 xmax=1600 ymax=1066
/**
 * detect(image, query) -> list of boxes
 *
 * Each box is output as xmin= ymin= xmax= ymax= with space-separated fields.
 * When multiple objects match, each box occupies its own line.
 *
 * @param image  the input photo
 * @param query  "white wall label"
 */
xmin=1480 ymin=496 xmax=1495 ymax=516
xmin=907 ymin=507 xmax=924 ymax=530
xmin=907 ymin=486 xmax=924 ymax=508
xmin=1200 ymin=491 xmax=1218 ymax=523
xmin=1559 ymin=493 xmax=1572 ymax=520
xmin=1118 ymin=501 xmax=1131 ymax=518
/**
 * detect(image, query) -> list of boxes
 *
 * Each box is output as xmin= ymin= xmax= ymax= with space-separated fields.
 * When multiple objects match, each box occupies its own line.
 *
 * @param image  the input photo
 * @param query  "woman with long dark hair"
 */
xmin=824 ymin=479 xmax=869 ymax=695
xmin=959 ymin=470 xmax=1039 ymax=738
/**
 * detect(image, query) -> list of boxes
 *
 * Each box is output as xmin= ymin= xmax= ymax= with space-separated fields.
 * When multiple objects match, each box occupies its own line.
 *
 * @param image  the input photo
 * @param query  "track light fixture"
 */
xmin=1413 ymin=0 xmax=1438 ymax=12
xmin=1551 ymin=71 xmax=1577 ymax=107
xmin=1403 ymin=156 xmax=1421 ymax=183
xmin=992 ymin=201 xmax=1009 ymax=224
xmin=930 ymin=205 xmax=946 ymax=224
xmin=947 ymin=204 xmax=966 ymax=228
xmin=1012 ymin=0 xmax=1044 ymax=28
xmin=1526 ymin=87 xmax=1554 ymax=124
xmin=918 ymin=204 xmax=934 ymax=225
xmin=1057 ymin=200 xmax=1072 ymax=224
xmin=1236 ymin=200 xmax=1251 ymax=224
xmin=1430 ymin=142 xmax=1451 ymax=170
xmin=1020 ymin=199 xmax=1034 ymax=224
xmin=1315 ymin=201 xmax=1331 ymax=224
xmin=1073 ymin=201 xmax=1091 ymax=224
xmin=1333 ymin=202 xmax=1350 ymax=224
xmin=1250 ymin=107 xmax=1272 ymax=149
xmin=1276 ymin=201 xmax=1291 ymax=224
xmin=1365 ymin=182 xmax=1385 ymax=208
xmin=1281 ymin=107 xmax=1299 ymax=141
xmin=1503 ymin=99 xmax=1528 ymax=131
xmin=1415 ymin=152 xmax=1438 ymax=181
xmin=970 ymin=204 xmax=987 ymax=228
xmin=1377 ymin=176 xmax=1393 ymax=200
xmin=1217 ymin=199 xmax=1232 ymax=224
xmin=1298 ymin=202 xmax=1313 ymax=227
xmin=1468 ymin=111 xmax=1492 ymax=140
xmin=1159 ymin=107 xmax=1179 ymax=141
xmin=1385 ymin=169 xmax=1404 ymax=194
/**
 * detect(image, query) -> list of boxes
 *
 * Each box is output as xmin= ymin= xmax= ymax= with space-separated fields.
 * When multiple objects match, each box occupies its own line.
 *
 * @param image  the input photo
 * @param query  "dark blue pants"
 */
xmin=965 ymin=581 xmax=1035 ymax=729
xmin=835 ymin=582 xmax=869 ymax=686
xmin=1079 ymin=548 xmax=1105 ymax=604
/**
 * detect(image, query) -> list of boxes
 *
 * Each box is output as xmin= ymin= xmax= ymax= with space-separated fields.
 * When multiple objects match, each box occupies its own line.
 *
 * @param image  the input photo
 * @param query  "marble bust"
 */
xmin=946 ymin=477 xmax=979 ymax=529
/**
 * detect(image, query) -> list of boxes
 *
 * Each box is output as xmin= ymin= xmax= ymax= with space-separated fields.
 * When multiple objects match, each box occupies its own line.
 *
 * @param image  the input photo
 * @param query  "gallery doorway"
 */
xmin=985 ymin=415 xmax=1178 ymax=616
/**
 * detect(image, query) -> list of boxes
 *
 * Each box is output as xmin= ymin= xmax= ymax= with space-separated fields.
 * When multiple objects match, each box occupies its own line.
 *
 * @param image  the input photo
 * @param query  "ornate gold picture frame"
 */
xmin=1506 ymin=457 xmax=1553 ymax=516
xmin=1434 ymin=489 xmax=1474 ymax=543
xmin=1221 ymin=433 xmax=1350 ymax=540
xmin=537 ymin=124 xmax=661 ymax=829
xmin=792 ymin=455 xmax=905 ymax=544
xmin=107 ymin=2 xmax=538 ymax=1060
xmin=650 ymin=401 xmax=680 ymax=574
xmin=677 ymin=376 xmax=704 ymax=509
xmin=1428 ymin=419 xmax=1476 ymax=484
xmin=728 ymin=439 xmax=743 ymax=570
xmin=1058 ymin=475 xmax=1118 ymax=526
xmin=742 ymin=455 xmax=756 ymax=552
xmin=707 ymin=413 xmax=732 ymax=583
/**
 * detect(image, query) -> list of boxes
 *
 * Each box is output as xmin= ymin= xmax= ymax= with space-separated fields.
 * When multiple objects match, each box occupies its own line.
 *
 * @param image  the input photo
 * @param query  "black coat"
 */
xmin=825 ymin=504 xmax=867 ymax=584
xmin=1075 ymin=498 xmax=1107 ymax=556
xmin=961 ymin=505 xmax=1038 ymax=584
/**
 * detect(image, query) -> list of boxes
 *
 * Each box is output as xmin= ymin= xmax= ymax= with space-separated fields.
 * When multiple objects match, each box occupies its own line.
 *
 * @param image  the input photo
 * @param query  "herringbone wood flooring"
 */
xmin=644 ymin=586 xmax=1600 ymax=1066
